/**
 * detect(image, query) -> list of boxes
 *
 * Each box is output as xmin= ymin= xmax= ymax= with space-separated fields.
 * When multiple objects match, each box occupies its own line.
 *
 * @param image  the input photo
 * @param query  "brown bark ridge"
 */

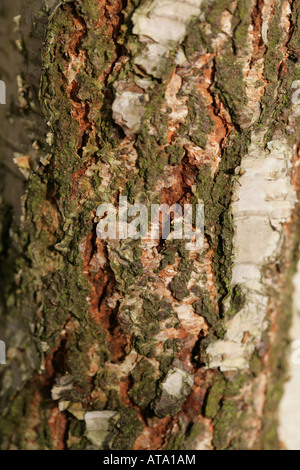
xmin=0 ymin=0 xmax=300 ymax=450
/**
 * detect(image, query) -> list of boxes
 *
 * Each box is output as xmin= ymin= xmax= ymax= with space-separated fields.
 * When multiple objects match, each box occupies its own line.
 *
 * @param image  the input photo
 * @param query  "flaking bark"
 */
xmin=0 ymin=0 xmax=300 ymax=450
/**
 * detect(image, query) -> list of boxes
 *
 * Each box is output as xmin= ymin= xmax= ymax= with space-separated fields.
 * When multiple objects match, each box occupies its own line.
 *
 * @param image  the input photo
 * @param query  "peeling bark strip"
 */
xmin=0 ymin=0 xmax=300 ymax=450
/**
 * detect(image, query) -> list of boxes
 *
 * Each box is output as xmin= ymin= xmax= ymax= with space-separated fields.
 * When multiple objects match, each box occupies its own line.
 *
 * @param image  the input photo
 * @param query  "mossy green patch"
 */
xmin=110 ymin=408 xmax=143 ymax=450
xmin=214 ymin=49 xmax=247 ymax=126
xmin=129 ymin=358 xmax=158 ymax=408
xmin=204 ymin=377 xmax=225 ymax=419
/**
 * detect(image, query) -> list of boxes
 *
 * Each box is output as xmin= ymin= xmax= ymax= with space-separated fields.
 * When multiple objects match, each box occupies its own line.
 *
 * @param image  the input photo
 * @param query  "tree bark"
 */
xmin=0 ymin=0 xmax=300 ymax=450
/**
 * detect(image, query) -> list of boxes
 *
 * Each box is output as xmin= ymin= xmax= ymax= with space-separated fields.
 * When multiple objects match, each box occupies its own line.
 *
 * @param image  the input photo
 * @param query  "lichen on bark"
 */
xmin=0 ymin=0 xmax=300 ymax=450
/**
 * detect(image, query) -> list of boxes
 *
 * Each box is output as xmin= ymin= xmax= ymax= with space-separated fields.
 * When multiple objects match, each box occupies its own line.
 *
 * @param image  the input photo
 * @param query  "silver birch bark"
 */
xmin=0 ymin=0 xmax=300 ymax=450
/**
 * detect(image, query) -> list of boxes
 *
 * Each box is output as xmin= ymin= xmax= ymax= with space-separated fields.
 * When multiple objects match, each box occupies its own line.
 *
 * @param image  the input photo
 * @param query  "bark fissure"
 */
xmin=0 ymin=0 xmax=299 ymax=450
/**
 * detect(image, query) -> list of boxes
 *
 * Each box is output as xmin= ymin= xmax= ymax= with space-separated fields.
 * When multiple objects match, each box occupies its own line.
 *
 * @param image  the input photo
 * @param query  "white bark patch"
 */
xmin=279 ymin=257 xmax=300 ymax=450
xmin=293 ymin=259 xmax=300 ymax=315
xmin=112 ymin=81 xmax=150 ymax=136
xmin=112 ymin=0 xmax=203 ymax=134
xmin=164 ymin=73 xmax=189 ymax=125
xmin=287 ymin=81 xmax=300 ymax=136
xmin=132 ymin=0 xmax=203 ymax=44
xmin=84 ymin=411 xmax=117 ymax=448
xmin=161 ymin=367 xmax=194 ymax=398
xmin=112 ymin=90 xmax=149 ymax=134
xmin=292 ymin=81 xmax=300 ymax=107
xmin=280 ymin=0 xmax=292 ymax=35
xmin=207 ymin=134 xmax=297 ymax=371
xmin=174 ymin=303 xmax=203 ymax=327
xmin=134 ymin=43 xmax=170 ymax=78
xmin=261 ymin=0 xmax=275 ymax=45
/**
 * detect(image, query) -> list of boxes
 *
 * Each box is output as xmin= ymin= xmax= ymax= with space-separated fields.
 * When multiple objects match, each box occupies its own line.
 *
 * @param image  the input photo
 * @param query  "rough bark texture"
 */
xmin=0 ymin=0 xmax=300 ymax=450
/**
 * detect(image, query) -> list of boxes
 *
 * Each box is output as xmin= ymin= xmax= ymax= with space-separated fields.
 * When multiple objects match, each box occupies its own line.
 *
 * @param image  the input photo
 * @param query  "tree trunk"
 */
xmin=0 ymin=0 xmax=299 ymax=450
